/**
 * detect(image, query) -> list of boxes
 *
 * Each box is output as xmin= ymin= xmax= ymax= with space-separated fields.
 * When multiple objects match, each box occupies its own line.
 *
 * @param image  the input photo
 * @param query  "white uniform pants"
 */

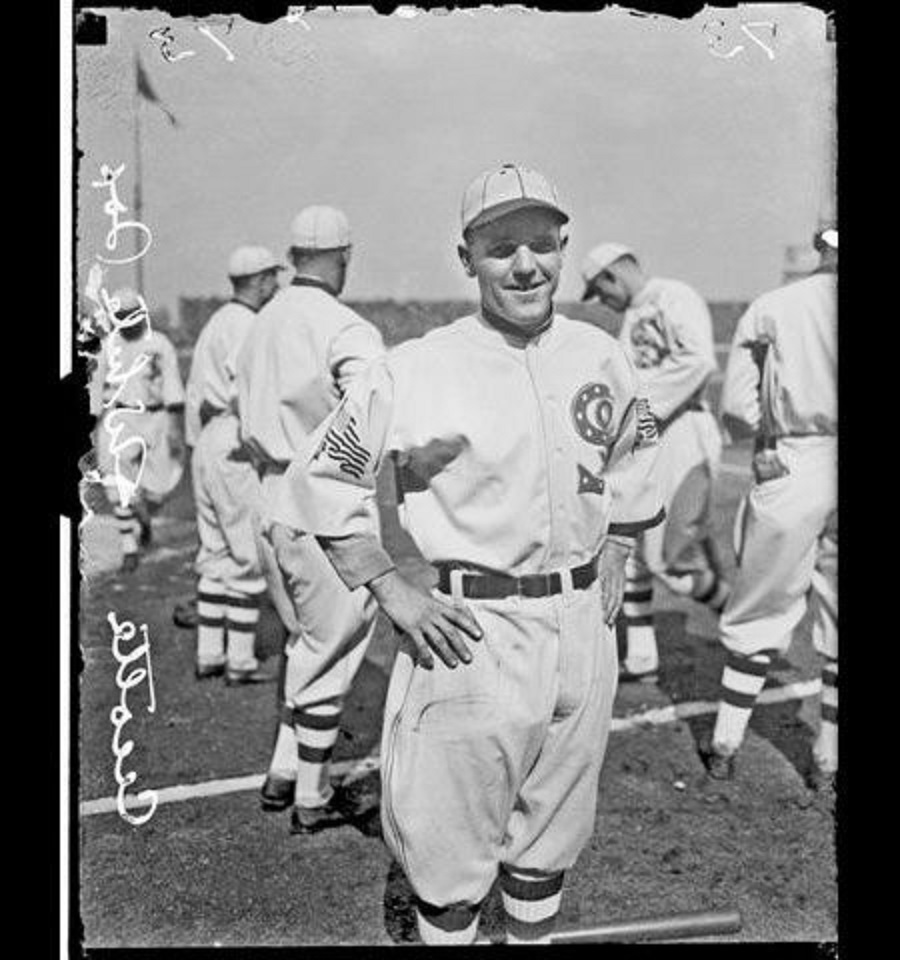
xmin=191 ymin=414 xmax=266 ymax=595
xmin=380 ymin=579 xmax=618 ymax=908
xmin=721 ymin=436 xmax=837 ymax=658
xmin=260 ymin=521 xmax=379 ymax=715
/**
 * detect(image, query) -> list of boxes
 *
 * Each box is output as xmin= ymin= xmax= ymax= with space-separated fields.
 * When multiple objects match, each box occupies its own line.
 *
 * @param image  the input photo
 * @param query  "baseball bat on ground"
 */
xmin=550 ymin=908 xmax=743 ymax=944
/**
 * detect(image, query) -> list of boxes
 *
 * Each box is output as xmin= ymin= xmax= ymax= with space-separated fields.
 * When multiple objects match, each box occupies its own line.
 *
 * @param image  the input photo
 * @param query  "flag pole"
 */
xmin=133 ymin=52 xmax=144 ymax=295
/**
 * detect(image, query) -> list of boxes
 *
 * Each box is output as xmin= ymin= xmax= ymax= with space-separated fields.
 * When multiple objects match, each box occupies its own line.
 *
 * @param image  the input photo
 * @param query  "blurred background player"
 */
xmin=89 ymin=287 xmax=186 ymax=572
xmin=701 ymin=224 xmax=837 ymax=790
xmin=581 ymin=244 xmax=729 ymax=682
xmin=236 ymin=206 xmax=386 ymax=830
xmin=185 ymin=246 xmax=283 ymax=684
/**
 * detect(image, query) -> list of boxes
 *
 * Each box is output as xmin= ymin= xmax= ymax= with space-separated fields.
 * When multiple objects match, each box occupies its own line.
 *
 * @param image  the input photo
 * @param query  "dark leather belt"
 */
xmin=435 ymin=557 xmax=597 ymax=600
xmin=113 ymin=402 xmax=163 ymax=412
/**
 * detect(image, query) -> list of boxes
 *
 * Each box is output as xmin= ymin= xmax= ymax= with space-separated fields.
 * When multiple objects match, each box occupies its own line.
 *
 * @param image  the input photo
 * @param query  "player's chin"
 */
xmin=497 ymin=288 xmax=554 ymax=326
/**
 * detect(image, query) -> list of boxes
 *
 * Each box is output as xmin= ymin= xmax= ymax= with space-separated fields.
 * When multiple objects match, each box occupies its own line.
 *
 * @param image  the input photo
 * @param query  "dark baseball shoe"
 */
xmin=290 ymin=784 xmax=378 ymax=836
xmin=619 ymin=665 xmax=659 ymax=684
xmin=138 ymin=519 xmax=153 ymax=548
xmin=173 ymin=599 xmax=200 ymax=629
xmin=700 ymin=742 xmax=737 ymax=781
xmin=195 ymin=661 xmax=226 ymax=681
xmin=225 ymin=665 xmax=278 ymax=686
xmin=260 ymin=773 xmax=296 ymax=812
xmin=121 ymin=552 xmax=140 ymax=573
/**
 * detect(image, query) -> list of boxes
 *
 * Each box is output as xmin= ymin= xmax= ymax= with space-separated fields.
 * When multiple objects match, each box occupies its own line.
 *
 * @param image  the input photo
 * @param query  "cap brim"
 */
xmin=464 ymin=198 xmax=569 ymax=235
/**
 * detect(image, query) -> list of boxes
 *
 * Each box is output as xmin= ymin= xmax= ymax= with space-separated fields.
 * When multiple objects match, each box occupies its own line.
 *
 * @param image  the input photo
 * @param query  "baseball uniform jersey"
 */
xmin=272 ymin=311 xmax=664 ymax=907
xmin=718 ymin=270 xmax=837 ymax=659
xmin=186 ymin=300 xmax=266 ymax=597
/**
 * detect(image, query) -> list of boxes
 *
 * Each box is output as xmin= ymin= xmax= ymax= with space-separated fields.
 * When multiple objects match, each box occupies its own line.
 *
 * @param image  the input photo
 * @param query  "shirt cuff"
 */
xmin=317 ymin=533 xmax=396 ymax=591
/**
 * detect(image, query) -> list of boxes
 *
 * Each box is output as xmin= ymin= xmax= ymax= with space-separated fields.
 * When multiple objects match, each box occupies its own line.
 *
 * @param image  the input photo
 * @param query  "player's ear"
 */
xmin=458 ymin=244 xmax=476 ymax=277
xmin=559 ymin=232 xmax=569 ymax=254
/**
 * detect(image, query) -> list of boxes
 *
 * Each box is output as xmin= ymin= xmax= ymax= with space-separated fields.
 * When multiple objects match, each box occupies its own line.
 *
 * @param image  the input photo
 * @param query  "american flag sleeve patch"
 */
xmin=314 ymin=408 xmax=371 ymax=480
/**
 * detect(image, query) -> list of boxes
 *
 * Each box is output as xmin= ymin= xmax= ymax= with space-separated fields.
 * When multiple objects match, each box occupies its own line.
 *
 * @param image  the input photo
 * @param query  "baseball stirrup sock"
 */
xmin=814 ymin=657 xmax=838 ymax=772
xmin=268 ymin=703 xmax=299 ymax=780
xmin=293 ymin=705 xmax=342 ymax=808
xmin=500 ymin=866 xmax=564 ymax=943
xmin=197 ymin=579 xmax=227 ymax=664
xmin=712 ymin=651 xmax=772 ymax=753
xmin=415 ymin=899 xmax=480 ymax=945
xmin=113 ymin=505 xmax=139 ymax=556
xmin=622 ymin=561 xmax=657 ymax=673
xmin=225 ymin=591 xmax=262 ymax=672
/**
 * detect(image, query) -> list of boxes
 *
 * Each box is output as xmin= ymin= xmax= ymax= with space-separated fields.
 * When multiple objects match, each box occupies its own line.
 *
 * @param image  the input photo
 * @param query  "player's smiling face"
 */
xmin=461 ymin=207 xmax=566 ymax=330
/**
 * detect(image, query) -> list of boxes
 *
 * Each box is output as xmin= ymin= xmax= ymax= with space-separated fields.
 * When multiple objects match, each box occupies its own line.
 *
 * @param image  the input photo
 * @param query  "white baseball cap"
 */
xmin=227 ymin=245 xmax=284 ymax=278
xmin=461 ymin=163 xmax=569 ymax=236
xmin=290 ymin=206 xmax=351 ymax=251
xmin=580 ymin=242 xmax=635 ymax=300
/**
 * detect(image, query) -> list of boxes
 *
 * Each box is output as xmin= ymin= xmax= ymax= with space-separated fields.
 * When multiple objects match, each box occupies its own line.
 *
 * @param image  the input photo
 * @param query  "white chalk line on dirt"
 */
xmin=79 ymin=679 xmax=820 ymax=819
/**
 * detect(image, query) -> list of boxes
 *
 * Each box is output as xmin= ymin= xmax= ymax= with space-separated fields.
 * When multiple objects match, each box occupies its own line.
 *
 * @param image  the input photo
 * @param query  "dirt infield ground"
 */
xmin=75 ymin=444 xmax=837 ymax=947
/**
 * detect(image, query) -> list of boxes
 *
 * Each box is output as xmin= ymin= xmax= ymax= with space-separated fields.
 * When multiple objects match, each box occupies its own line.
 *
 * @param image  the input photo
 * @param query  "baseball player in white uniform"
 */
xmin=701 ymin=226 xmax=837 ymax=789
xmin=270 ymin=164 xmax=664 ymax=944
xmin=89 ymin=288 xmax=186 ymax=572
xmin=581 ymin=246 xmax=730 ymax=681
xmin=185 ymin=246 xmax=283 ymax=684
xmin=235 ymin=206 xmax=386 ymax=831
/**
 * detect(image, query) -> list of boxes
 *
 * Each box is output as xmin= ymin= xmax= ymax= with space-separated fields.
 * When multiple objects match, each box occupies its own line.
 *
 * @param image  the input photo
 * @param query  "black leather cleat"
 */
xmin=173 ymin=599 xmax=200 ymax=629
xmin=225 ymin=665 xmax=278 ymax=686
xmin=195 ymin=661 xmax=226 ymax=680
xmin=260 ymin=774 xmax=296 ymax=812
xmin=138 ymin=520 xmax=153 ymax=548
xmin=700 ymin=743 xmax=737 ymax=781
xmin=290 ymin=784 xmax=378 ymax=835
xmin=619 ymin=666 xmax=659 ymax=684
xmin=121 ymin=552 xmax=140 ymax=573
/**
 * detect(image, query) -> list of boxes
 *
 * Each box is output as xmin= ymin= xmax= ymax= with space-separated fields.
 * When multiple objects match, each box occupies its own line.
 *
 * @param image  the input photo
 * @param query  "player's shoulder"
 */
xmin=653 ymin=276 xmax=707 ymax=310
xmin=553 ymin=312 xmax=627 ymax=356
xmin=390 ymin=313 xmax=476 ymax=360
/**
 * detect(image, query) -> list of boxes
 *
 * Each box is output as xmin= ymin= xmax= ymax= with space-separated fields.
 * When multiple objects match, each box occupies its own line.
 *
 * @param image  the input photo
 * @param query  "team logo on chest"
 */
xmin=571 ymin=382 xmax=615 ymax=447
xmin=571 ymin=382 xmax=616 ymax=495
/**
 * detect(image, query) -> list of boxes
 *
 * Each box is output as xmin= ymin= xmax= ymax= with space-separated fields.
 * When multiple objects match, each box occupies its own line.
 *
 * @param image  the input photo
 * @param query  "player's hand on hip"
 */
xmin=368 ymin=569 xmax=482 ymax=670
xmin=598 ymin=537 xmax=632 ymax=626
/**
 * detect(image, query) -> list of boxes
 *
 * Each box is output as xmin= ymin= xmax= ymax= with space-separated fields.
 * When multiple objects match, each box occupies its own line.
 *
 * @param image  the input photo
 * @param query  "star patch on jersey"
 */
xmin=576 ymin=463 xmax=606 ymax=496
xmin=633 ymin=397 xmax=660 ymax=450
xmin=571 ymin=382 xmax=616 ymax=448
xmin=314 ymin=408 xmax=370 ymax=480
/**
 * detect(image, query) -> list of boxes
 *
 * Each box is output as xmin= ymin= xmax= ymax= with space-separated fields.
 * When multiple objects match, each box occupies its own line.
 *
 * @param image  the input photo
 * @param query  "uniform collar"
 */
xmin=291 ymin=275 xmax=338 ymax=298
xmin=229 ymin=297 xmax=258 ymax=313
xmin=477 ymin=303 xmax=555 ymax=348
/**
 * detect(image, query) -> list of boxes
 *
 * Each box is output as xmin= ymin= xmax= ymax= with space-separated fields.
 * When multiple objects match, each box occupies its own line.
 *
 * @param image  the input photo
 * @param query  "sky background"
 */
xmin=75 ymin=6 xmax=835 ymax=319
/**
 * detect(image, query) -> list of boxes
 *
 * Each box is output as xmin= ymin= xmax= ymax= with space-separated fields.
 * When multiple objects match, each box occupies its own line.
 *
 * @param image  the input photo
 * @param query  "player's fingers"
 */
xmin=443 ymin=601 xmax=483 ymax=640
xmin=434 ymin=617 xmax=473 ymax=665
xmin=408 ymin=631 xmax=435 ymax=670
xmin=422 ymin=623 xmax=460 ymax=669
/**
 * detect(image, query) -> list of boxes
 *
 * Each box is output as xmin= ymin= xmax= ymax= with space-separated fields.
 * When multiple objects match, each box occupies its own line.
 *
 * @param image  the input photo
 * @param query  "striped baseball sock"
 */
xmin=415 ymin=899 xmax=480 ymax=945
xmin=622 ymin=559 xmax=658 ymax=674
xmin=711 ymin=650 xmax=772 ymax=754
xmin=224 ymin=591 xmax=262 ymax=672
xmin=293 ymin=704 xmax=342 ymax=808
xmin=813 ymin=656 xmax=838 ymax=773
xmin=500 ymin=865 xmax=564 ymax=944
xmin=268 ymin=703 xmax=299 ymax=781
xmin=113 ymin=505 xmax=139 ymax=557
xmin=197 ymin=578 xmax=227 ymax=666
